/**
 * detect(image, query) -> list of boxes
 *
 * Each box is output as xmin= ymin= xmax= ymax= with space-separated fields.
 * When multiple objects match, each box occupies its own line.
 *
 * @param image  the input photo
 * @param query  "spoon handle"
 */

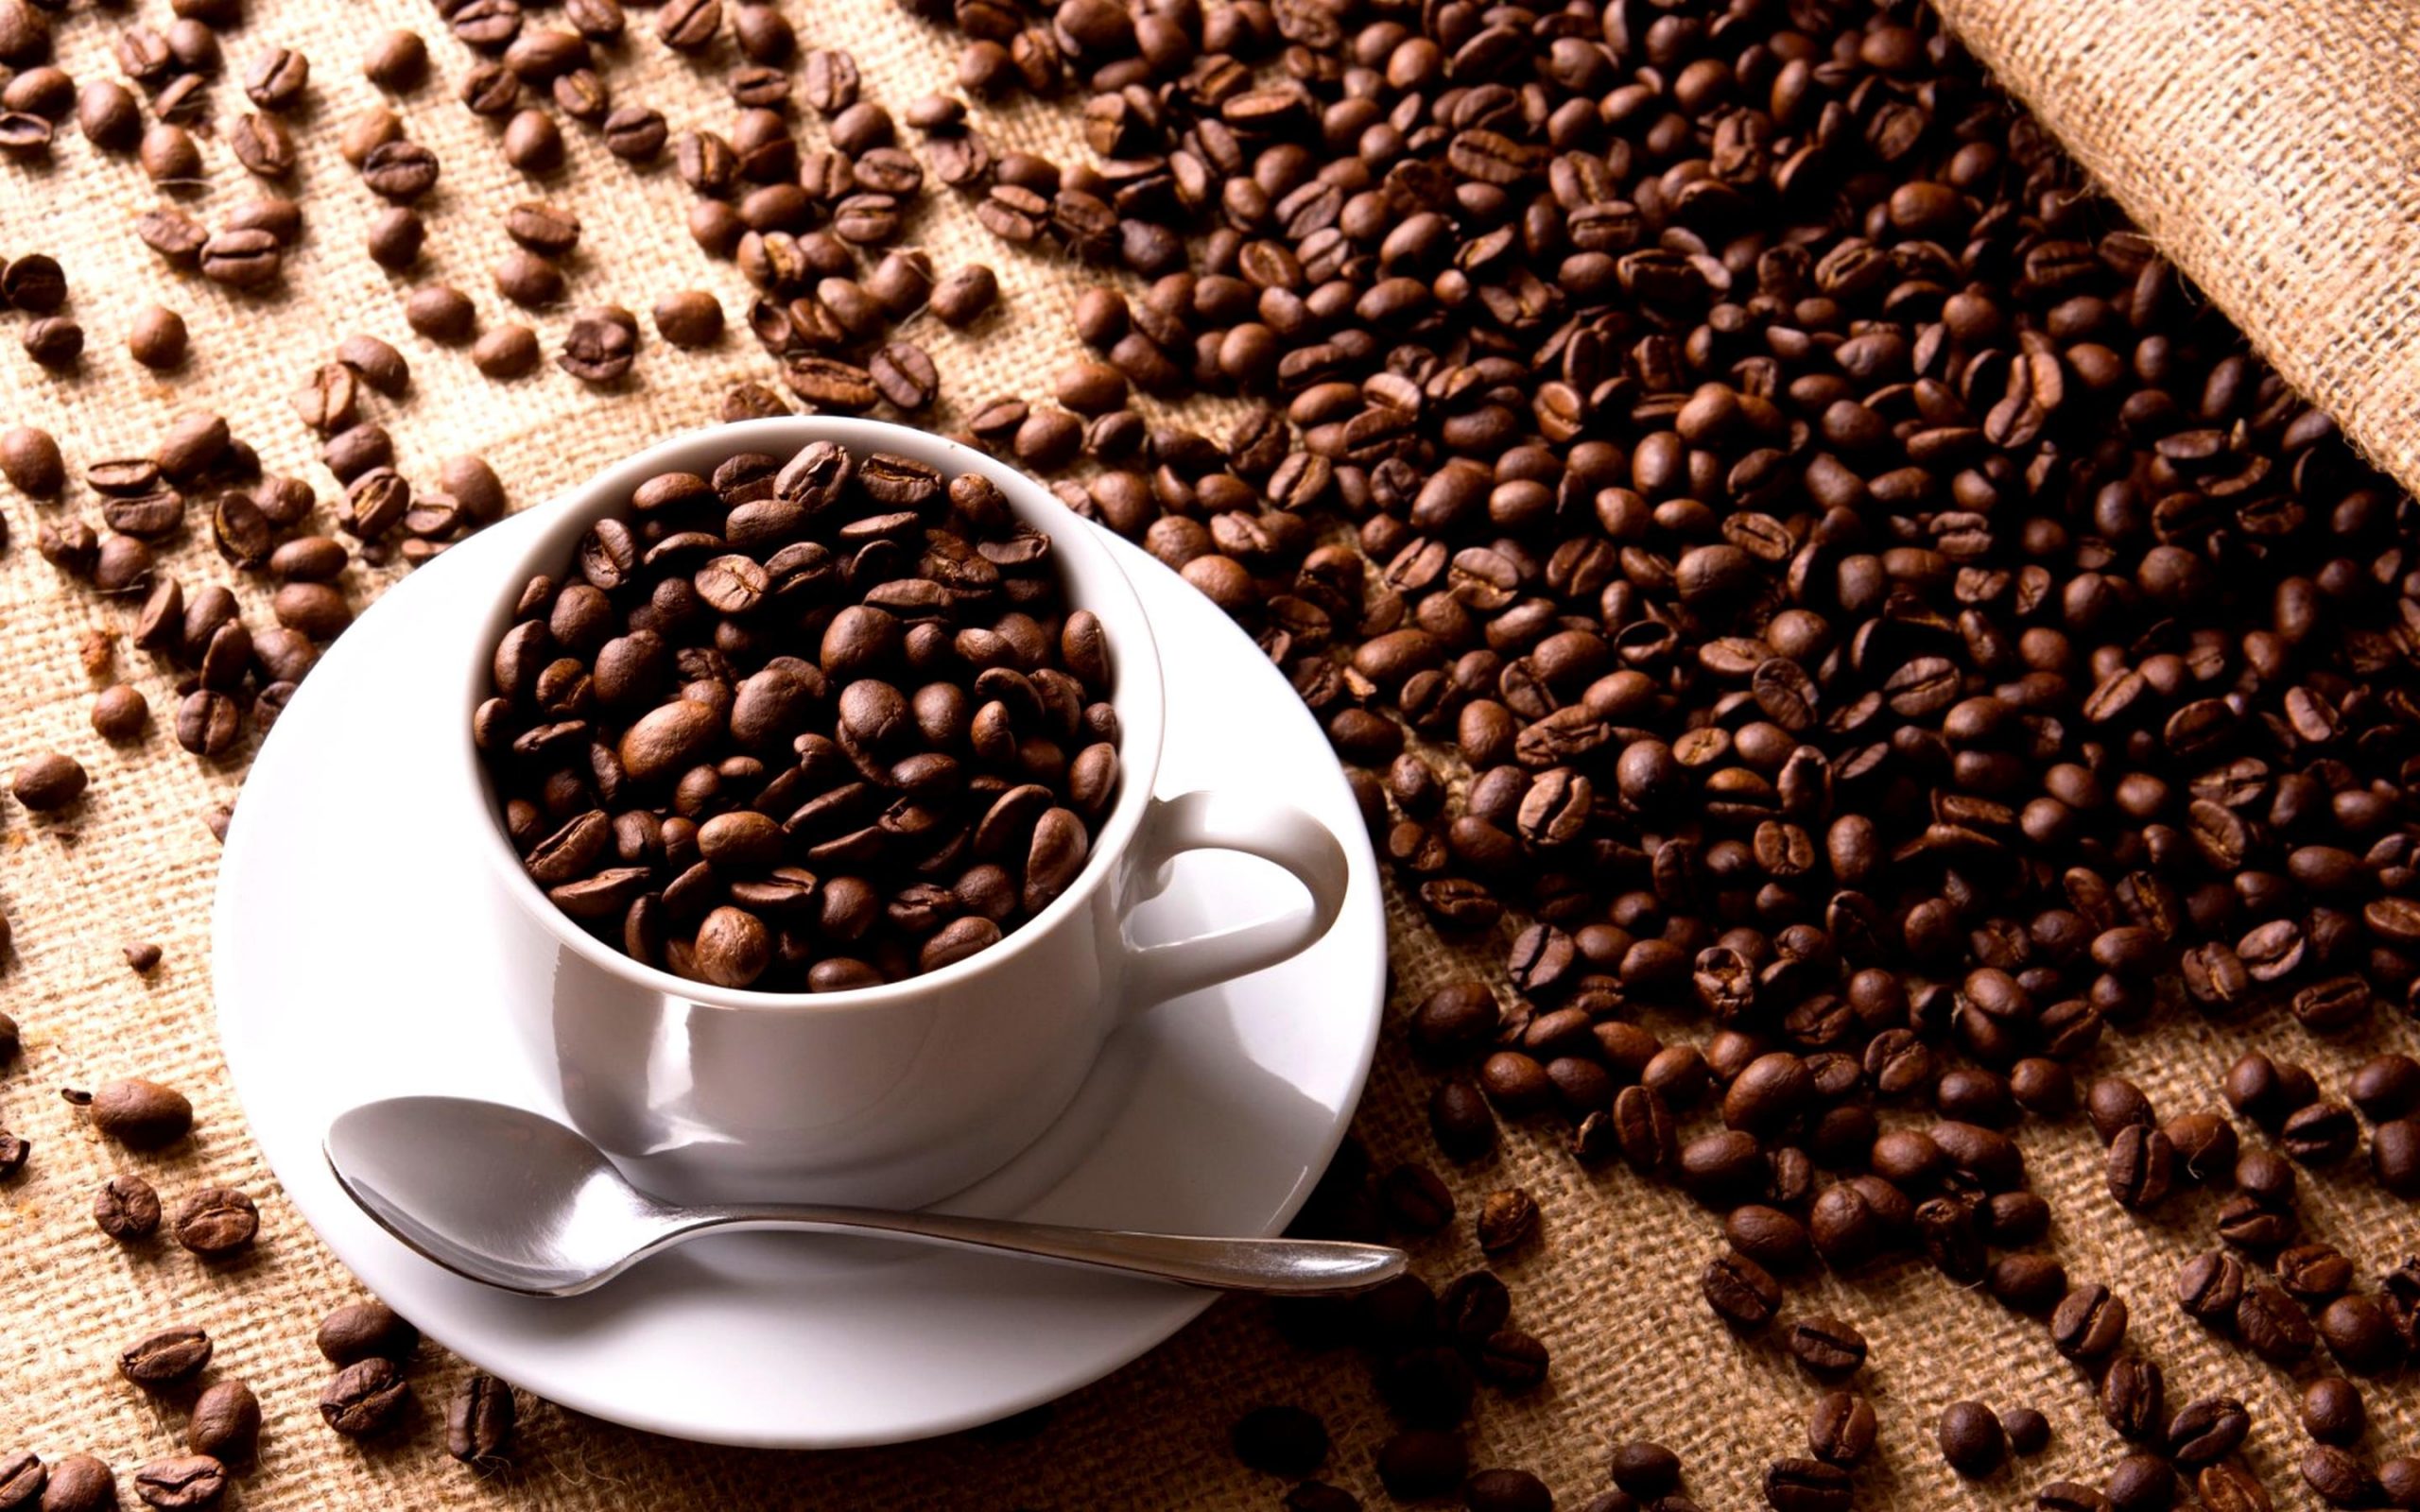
xmin=677 ymin=1207 xmax=1408 ymax=1295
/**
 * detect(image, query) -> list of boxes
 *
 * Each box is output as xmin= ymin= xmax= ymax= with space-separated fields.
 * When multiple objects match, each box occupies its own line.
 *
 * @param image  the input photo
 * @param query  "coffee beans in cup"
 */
xmin=474 ymin=438 xmax=1120 ymax=992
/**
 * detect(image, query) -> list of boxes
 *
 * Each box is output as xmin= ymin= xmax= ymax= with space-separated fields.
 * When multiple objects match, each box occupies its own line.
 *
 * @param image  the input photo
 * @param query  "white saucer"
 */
xmin=212 ymin=499 xmax=1385 ymax=1449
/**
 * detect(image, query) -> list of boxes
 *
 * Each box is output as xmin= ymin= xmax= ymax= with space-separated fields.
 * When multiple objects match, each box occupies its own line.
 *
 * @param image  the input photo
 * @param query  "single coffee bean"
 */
xmin=2049 ymin=1284 xmax=2128 ymax=1361
xmin=87 ymin=1078 xmax=190 ymax=1146
xmin=1939 ymin=1400 xmax=2006 ymax=1477
xmin=1376 ymin=1431 xmax=1467 ymax=1502
xmin=319 ymin=1358 xmax=409 ymax=1436
xmin=94 ymin=1174 xmax=162 ymax=1240
xmin=1807 ymin=1391 xmax=1876 ymax=1467
xmin=130 ymin=305 xmax=188 ymax=369
xmin=1231 ymin=1405 xmax=1327 ymax=1478
xmin=130 ymin=1455 xmax=223 ymax=1511
xmin=1703 ymin=1250 xmax=1782 ymax=1332
xmin=0 ymin=424 xmax=62 ymax=495
xmin=474 ymin=324 xmax=541 ymax=378
xmin=2169 ymin=1396 xmax=2252 ymax=1468
xmin=654 ymin=290 xmax=724 ymax=348
xmin=186 ymin=1380 xmax=259 ymax=1463
xmin=43 ymin=1454 xmax=114 ymax=1512
xmin=1762 ymin=1457 xmax=1851 ymax=1512
xmin=11 ymin=750 xmax=85 ymax=810
xmin=2003 ymin=1406 xmax=2051 ymax=1456
xmin=2301 ymin=1446 xmax=2382 ymax=1510
xmin=1785 ymin=1315 xmax=1867 ymax=1378
xmin=2301 ymin=1376 xmax=2365 ymax=1446
xmin=119 ymin=1325 xmax=212 ymax=1389
xmin=1475 ymin=1188 xmax=1538 ymax=1254
xmin=316 ymin=1299 xmax=418 ymax=1365
xmin=171 ymin=1186 xmax=257 ymax=1258
xmin=446 ymin=1372 xmax=516 ymax=1462
xmin=2100 ymin=1354 xmax=2164 ymax=1442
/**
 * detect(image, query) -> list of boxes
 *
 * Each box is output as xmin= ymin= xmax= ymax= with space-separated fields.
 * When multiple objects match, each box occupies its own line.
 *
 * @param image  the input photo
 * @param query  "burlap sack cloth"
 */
xmin=0 ymin=0 xmax=2413 ymax=1506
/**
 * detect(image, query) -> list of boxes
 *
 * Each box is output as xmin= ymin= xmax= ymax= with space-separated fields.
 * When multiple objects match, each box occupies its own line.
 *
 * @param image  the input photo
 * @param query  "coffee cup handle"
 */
xmin=1117 ymin=789 xmax=1351 ymax=1014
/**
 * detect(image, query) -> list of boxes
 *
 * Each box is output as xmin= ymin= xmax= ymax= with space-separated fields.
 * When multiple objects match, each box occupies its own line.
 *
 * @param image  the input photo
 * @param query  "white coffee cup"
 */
xmin=461 ymin=417 xmax=1351 ymax=1208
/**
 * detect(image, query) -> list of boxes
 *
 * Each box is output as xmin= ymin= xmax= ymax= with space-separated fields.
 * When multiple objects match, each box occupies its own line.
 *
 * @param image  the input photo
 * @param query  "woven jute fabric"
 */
xmin=1931 ymin=0 xmax=2420 ymax=500
xmin=0 ymin=0 xmax=2415 ymax=1507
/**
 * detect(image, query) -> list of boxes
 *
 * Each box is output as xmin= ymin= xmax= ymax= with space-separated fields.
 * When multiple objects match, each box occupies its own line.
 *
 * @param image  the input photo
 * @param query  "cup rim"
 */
xmin=462 ymin=416 xmax=1167 ymax=1016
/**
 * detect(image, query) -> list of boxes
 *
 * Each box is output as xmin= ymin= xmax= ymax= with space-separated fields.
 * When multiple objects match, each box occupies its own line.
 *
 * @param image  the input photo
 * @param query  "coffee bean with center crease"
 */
xmin=119 ymin=1325 xmax=212 ymax=1389
xmin=1807 ymin=1391 xmax=1876 ymax=1467
xmin=1703 ymin=1250 xmax=1782 ymax=1332
xmin=2050 ymin=1285 xmax=2129 ymax=1362
xmin=2169 ymin=1396 xmax=2252 ymax=1468
xmin=447 ymin=1372 xmax=516 ymax=1462
xmin=320 ymin=1357 xmax=410 ymax=1435
xmin=132 ymin=1456 xmax=224 ymax=1511
xmin=1762 ymin=1457 xmax=1851 ymax=1512
xmin=172 ymin=1187 xmax=257 ymax=1258
xmin=1786 ymin=1316 xmax=1867 ymax=1378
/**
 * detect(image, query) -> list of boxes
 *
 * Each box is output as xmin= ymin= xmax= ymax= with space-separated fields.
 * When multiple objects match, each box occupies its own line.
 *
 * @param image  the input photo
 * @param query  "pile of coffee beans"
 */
xmin=474 ymin=438 xmax=1121 ymax=991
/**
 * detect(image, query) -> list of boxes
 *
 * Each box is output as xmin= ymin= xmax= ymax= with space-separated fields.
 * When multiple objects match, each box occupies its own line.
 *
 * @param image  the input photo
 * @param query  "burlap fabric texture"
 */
xmin=0 ymin=0 xmax=2413 ymax=1507
xmin=1931 ymin=0 xmax=2420 ymax=500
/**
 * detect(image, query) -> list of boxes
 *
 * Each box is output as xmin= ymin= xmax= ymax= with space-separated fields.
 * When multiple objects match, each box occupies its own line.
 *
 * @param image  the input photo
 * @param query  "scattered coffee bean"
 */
xmin=87 ymin=1078 xmax=189 ymax=1146
xmin=186 ymin=1380 xmax=259 ymax=1464
xmin=171 ymin=1187 xmax=257 ymax=1259
xmin=1475 ymin=1188 xmax=1537 ymax=1254
xmin=1232 ymin=1405 xmax=1327 ymax=1478
xmin=446 ymin=1372 xmax=516 ymax=1463
xmin=119 ymin=1325 xmax=211 ymax=1389
xmin=319 ymin=1357 xmax=409 ymax=1436
xmin=95 ymin=1175 xmax=162 ymax=1241
xmin=1939 ymin=1400 xmax=2005 ymax=1478
xmin=130 ymin=1455 xmax=222 ymax=1511
xmin=316 ymin=1298 xmax=418 ymax=1365
xmin=1806 ymin=1391 xmax=1876 ymax=1468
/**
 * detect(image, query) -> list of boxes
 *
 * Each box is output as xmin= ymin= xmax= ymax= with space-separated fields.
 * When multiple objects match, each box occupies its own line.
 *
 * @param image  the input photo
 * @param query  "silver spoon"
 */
xmin=324 ymin=1096 xmax=1406 ymax=1298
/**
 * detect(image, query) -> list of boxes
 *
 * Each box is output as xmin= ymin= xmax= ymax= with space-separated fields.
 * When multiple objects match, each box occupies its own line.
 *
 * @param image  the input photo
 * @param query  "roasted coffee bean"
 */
xmin=2049 ymin=1284 xmax=2128 ymax=1361
xmin=319 ymin=1357 xmax=409 ymax=1436
xmin=1231 ymin=1405 xmax=1327 ymax=1478
xmin=2169 ymin=1396 xmax=2252 ymax=1468
xmin=131 ymin=1455 xmax=223 ymax=1510
xmin=1808 ymin=1391 xmax=1876 ymax=1468
xmin=87 ymin=1078 xmax=190 ymax=1146
xmin=2238 ymin=1282 xmax=2317 ymax=1366
xmin=1475 ymin=1188 xmax=1537 ymax=1254
xmin=2301 ymin=1376 xmax=2365 ymax=1446
xmin=1785 ymin=1316 xmax=1868 ymax=1378
xmin=2100 ymin=1355 xmax=2164 ymax=1442
xmin=1376 ymin=1431 xmax=1467 ymax=1502
xmin=186 ymin=1380 xmax=259 ymax=1463
xmin=2302 ymin=1447 xmax=2382 ymax=1510
xmin=95 ymin=1174 xmax=162 ymax=1240
xmin=43 ymin=1454 xmax=114 ymax=1512
xmin=316 ymin=1299 xmax=418 ymax=1365
xmin=1939 ymin=1400 xmax=2005 ymax=1477
xmin=1703 ymin=1250 xmax=1781 ymax=1332
xmin=11 ymin=750 xmax=85 ymax=810
xmin=119 ymin=1325 xmax=212 ymax=1389
xmin=171 ymin=1186 xmax=257 ymax=1258
xmin=447 ymin=1373 xmax=516 ymax=1462
xmin=1762 ymin=1457 xmax=1851 ymax=1512
xmin=0 ymin=424 xmax=62 ymax=496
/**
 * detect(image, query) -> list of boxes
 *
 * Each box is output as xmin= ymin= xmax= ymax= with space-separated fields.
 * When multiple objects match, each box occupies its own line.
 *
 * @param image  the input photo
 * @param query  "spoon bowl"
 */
xmin=326 ymin=1096 xmax=1406 ymax=1298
